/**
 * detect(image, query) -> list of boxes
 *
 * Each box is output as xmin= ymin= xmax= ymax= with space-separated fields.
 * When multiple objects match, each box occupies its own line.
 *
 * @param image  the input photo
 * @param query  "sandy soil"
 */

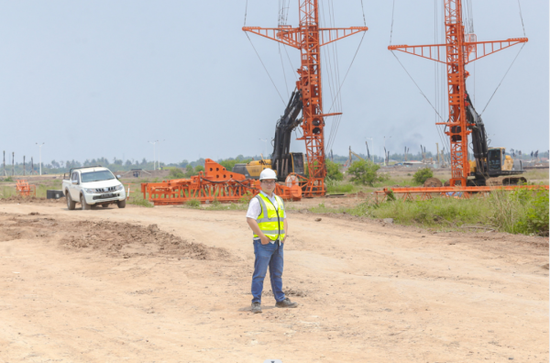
xmin=0 ymin=198 xmax=548 ymax=363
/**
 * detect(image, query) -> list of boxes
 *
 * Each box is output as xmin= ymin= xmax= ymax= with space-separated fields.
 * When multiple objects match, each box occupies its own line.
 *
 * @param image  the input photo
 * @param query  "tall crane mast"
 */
xmin=389 ymin=0 xmax=527 ymax=186
xmin=243 ymin=1 xmax=367 ymax=196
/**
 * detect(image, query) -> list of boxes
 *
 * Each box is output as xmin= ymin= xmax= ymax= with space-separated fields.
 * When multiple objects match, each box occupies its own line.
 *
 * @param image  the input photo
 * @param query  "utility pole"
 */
xmin=12 ymin=152 xmax=14 ymax=176
xmin=436 ymin=143 xmax=441 ymax=167
xmin=366 ymin=138 xmax=374 ymax=162
xmin=36 ymin=142 xmax=44 ymax=176
xmin=148 ymin=140 xmax=165 ymax=171
xmin=244 ymin=1 xmax=368 ymax=196
xmin=389 ymin=0 xmax=527 ymax=186
xmin=384 ymin=136 xmax=391 ymax=166
xmin=2 ymin=151 xmax=5 ymax=176
xmin=148 ymin=140 xmax=158 ymax=171
xmin=23 ymin=156 xmax=25 ymax=176
xmin=31 ymin=157 xmax=34 ymax=175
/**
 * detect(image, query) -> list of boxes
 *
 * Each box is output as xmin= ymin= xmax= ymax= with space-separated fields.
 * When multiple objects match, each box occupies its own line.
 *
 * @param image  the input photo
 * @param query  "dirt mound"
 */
xmin=423 ymin=177 xmax=443 ymax=187
xmin=61 ymin=220 xmax=227 ymax=260
xmin=0 ymin=213 xmax=228 ymax=260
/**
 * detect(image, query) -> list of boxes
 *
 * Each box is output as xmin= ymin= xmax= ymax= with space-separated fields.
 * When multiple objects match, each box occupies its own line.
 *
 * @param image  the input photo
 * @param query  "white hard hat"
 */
xmin=259 ymin=168 xmax=277 ymax=181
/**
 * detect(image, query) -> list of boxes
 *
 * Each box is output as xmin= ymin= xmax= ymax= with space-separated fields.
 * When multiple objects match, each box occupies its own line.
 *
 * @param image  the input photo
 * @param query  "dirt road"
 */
xmin=0 ymin=200 xmax=548 ymax=362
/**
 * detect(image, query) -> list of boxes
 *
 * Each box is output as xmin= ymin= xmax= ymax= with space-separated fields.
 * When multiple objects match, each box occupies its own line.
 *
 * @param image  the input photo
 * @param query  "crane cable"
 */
xmin=323 ymin=0 xmax=343 ymax=152
xmin=326 ymin=0 xmax=368 ymax=152
xmin=480 ymin=0 xmax=528 ymax=115
xmin=244 ymin=33 xmax=287 ymax=106
xmin=434 ymin=0 xmax=451 ymax=161
xmin=243 ymin=0 xmax=286 ymax=106
xmin=517 ymin=0 xmax=526 ymax=37
xmin=479 ymin=43 xmax=526 ymax=116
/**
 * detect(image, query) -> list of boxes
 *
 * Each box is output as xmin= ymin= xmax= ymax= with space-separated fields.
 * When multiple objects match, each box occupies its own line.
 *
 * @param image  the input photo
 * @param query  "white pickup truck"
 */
xmin=62 ymin=166 xmax=126 ymax=210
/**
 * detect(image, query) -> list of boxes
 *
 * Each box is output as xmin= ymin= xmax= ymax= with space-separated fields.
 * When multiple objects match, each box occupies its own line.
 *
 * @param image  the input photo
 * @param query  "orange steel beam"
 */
xmin=388 ymin=0 xmax=528 ymax=186
xmin=244 ymin=1 xmax=368 ymax=197
xmin=141 ymin=159 xmax=302 ymax=206
xmin=388 ymin=38 xmax=528 ymax=65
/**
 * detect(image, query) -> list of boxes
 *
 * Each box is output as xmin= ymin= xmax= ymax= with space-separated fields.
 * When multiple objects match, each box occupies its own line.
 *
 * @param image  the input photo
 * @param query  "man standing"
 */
xmin=246 ymin=168 xmax=298 ymax=314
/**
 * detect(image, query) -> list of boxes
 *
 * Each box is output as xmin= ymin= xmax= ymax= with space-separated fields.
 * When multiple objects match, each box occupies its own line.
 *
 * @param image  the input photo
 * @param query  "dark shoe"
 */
xmin=275 ymin=298 xmax=298 ymax=308
xmin=251 ymin=302 xmax=262 ymax=314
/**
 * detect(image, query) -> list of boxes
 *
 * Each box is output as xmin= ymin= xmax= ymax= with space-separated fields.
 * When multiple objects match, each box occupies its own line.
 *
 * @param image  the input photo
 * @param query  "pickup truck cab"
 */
xmin=63 ymin=166 xmax=126 ymax=210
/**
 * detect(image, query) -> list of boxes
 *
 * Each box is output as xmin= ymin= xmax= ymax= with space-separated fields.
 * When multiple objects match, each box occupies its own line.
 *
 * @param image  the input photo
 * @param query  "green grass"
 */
xmin=306 ymin=187 xmax=549 ymax=236
xmin=126 ymin=182 xmax=154 ymax=207
xmin=326 ymin=181 xmax=355 ymax=194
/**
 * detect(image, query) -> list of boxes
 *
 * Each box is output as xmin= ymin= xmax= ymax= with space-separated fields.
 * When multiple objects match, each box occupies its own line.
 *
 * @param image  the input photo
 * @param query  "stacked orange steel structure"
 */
xmin=141 ymin=159 xmax=302 ymax=206
xmin=16 ymin=179 xmax=36 ymax=197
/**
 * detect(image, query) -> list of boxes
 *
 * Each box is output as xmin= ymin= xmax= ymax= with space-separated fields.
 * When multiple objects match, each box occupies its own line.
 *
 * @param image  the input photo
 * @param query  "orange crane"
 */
xmin=388 ymin=0 xmax=527 ymax=187
xmin=243 ymin=0 xmax=368 ymax=197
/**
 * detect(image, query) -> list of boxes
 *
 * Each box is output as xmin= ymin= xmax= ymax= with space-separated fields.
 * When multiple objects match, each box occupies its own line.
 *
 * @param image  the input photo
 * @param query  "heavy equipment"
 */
xmin=233 ymin=90 xmax=306 ymax=181
xmin=389 ymin=0 xmax=528 ymax=187
xmin=465 ymin=91 xmax=526 ymax=186
xmin=376 ymin=0 xmax=546 ymax=201
xmin=243 ymin=0 xmax=368 ymax=196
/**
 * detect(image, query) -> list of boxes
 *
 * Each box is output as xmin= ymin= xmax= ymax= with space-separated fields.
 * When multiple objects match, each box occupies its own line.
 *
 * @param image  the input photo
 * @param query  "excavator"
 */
xmin=464 ymin=91 xmax=526 ymax=186
xmin=233 ymin=89 xmax=306 ymax=181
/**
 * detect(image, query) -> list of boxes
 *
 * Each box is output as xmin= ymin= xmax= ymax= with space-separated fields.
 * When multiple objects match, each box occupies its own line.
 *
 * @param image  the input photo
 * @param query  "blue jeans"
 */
xmin=251 ymin=240 xmax=285 ymax=304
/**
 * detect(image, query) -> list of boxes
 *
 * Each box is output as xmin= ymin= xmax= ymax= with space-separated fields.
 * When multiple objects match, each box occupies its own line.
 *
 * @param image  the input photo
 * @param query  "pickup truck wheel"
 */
xmin=66 ymin=192 xmax=76 ymax=210
xmin=81 ymin=194 xmax=91 ymax=210
xmin=117 ymin=200 xmax=126 ymax=209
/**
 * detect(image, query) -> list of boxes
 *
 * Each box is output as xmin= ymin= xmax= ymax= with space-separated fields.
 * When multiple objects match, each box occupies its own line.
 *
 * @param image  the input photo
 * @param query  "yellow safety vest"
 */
xmin=254 ymin=193 xmax=286 ymax=241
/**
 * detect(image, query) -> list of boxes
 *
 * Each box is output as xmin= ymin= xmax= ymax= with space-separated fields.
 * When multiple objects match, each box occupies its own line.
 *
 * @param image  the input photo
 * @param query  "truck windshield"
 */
xmin=81 ymin=170 xmax=116 ymax=183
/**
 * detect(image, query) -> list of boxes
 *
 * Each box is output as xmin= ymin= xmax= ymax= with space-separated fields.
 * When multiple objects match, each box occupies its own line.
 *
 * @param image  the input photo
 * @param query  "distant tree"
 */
xmin=125 ymin=160 xmax=132 ymax=166
xmin=179 ymin=159 xmax=189 ymax=168
xmin=348 ymin=160 xmax=387 ymax=186
xmin=184 ymin=164 xmax=194 ymax=178
xmin=168 ymin=168 xmax=185 ymax=179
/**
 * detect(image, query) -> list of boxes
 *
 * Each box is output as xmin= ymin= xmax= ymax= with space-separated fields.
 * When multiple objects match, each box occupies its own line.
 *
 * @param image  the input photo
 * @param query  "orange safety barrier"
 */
xmin=141 ymin=159 xmax=302 ymax=206
xmin=16 ymin=179 xmax=36 ymax=197
xmin=374 ymin=185 xmax=549 ymax=203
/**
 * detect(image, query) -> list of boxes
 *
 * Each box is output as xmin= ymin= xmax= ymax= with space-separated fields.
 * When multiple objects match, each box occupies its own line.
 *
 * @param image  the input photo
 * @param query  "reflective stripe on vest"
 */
xmin=254 ymin=193 xmax=286 ymax=241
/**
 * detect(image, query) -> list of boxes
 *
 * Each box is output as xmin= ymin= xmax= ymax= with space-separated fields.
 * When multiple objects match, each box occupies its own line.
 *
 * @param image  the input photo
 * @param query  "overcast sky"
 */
xmin=1 ymin=0 xmax=547 ymax=165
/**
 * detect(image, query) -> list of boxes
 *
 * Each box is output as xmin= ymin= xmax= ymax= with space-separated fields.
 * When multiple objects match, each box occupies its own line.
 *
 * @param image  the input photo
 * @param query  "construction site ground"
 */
xmin=0 ymin=195 xmax=548 ymax=363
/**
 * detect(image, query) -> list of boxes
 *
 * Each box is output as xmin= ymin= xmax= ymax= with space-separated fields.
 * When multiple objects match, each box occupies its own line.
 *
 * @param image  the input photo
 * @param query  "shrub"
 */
xmin=413 ymin=167 xmax=433 ymax=184
xmin=325 ymin=160 xmax=343 ymax=181
xmin=185 ymin=199 xmax=201 ymax=208
xmin=348 ymin=160 xmax=385 ymax=186
xmin=168 ymin=168 xmax=185 ymax=179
